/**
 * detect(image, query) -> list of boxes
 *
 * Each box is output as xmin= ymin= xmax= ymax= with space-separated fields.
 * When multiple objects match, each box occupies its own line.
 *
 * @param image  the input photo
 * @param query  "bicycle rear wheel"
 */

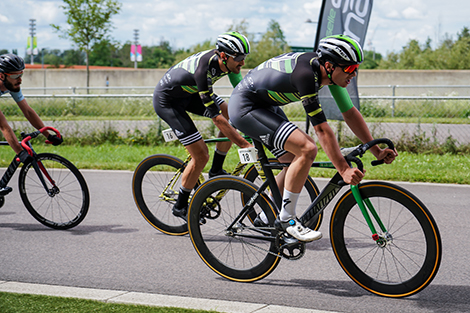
xmin=132 ymin=154 xmax=199 ymax=235
xmin=188 ymin=175 xmax=281 ymax=282
xmin=330 ymin=182 xmax=442 ymax=297
xmin=19 ymin=153 xmax=89 ymax=230
xmin=244 ymin=159 xmax=322 ymax=230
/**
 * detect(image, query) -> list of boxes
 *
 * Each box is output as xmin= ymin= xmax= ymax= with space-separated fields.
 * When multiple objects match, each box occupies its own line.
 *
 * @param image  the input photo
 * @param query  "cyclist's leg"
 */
xmin=210 ymin=100 xmax=232 ymax=176
xmin=154 ymin=91 xmax=208 ymax=219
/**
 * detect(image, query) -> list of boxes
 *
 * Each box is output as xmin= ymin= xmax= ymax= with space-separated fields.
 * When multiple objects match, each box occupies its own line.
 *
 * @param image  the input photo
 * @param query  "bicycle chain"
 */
xmin=234 ymin=228 xmax=305 ymax=261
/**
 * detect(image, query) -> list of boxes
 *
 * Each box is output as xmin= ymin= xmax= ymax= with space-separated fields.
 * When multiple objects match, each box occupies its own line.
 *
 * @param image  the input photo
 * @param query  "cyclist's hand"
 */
xmin=47 ymin=134 xmax=63 ymax=146
xmin=17 ymin=150 xmax=33 ymax=164
xmin=377 ymin=148 xmax=398 ymax=164
xmin=341 ymin=167 xmax=364 ymax=186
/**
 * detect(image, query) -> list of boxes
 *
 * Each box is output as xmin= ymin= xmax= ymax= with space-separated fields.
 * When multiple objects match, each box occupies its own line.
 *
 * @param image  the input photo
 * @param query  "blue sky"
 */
xmin=1 ymin=0 xmax=468 ymax=59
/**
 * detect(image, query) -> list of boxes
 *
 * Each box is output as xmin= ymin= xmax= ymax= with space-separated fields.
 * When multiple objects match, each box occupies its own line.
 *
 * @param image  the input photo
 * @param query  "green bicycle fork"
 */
xmin=350 ymin=184 xmax=388 ymax=244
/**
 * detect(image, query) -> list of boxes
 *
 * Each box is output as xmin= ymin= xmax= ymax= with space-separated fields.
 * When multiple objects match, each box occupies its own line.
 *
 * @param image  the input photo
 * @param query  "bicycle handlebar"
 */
xmin=343 ymin=138 xmax=395 ymax=171
xmin=20 ymin=127 xmax=62 ymax=157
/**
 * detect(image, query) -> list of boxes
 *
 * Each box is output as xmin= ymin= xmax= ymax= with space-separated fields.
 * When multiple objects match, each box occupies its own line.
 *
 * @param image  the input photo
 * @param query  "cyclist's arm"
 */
xmin=328 ymin=84 xmax=354 ymax=113
xmin=314 ymin=121 xmax=364 ymax=185
xmin=16 ymin=98 xmax=50 ymax=137
xmin=211 ymin=114 xmax=251 ymax=148
xmin=0 ymin=110 xmax=23 ymax=154
xmin=342 ymin=106 xmax=397 ymax=163
xmin=228 ymin=72 xmax=243 ymax=87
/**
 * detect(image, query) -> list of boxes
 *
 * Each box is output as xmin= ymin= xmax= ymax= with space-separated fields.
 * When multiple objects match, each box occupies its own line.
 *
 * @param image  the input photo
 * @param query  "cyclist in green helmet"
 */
xmin=154 ymin=31 xmax=252 ymax=221
xmin=228 ymin=35 xmax=397 ymax=242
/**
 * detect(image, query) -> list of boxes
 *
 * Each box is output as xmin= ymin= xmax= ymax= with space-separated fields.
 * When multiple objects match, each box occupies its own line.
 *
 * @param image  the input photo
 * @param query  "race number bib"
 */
xmin=162 ymin=129 xmax=178 ymax=142
xmin=238 ymin=147 xmax=258 ymax=164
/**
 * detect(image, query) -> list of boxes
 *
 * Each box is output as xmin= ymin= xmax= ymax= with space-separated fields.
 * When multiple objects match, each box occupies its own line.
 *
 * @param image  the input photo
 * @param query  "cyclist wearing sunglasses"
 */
xmin=228 ymin=35 xmax=397 ymax=242
xmin=153 ymin=31 xmax=253 ymax=220
xmin=0 ymin=54 xmax=63 ymax=195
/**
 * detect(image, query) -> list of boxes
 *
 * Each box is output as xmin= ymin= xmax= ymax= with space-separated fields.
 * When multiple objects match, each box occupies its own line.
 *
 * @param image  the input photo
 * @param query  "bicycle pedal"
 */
xmin=0 ymin=186 xmax=13 ymax=196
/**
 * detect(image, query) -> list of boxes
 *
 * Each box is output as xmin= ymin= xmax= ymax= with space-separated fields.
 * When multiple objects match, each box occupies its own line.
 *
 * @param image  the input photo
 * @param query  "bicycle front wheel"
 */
xmin=132 ymin=154 xmax=198 ymax=236
xmin=330 ymin=182 xmax=442 ymax=297
xmin=188 ymin=175 xmax=281 ymax=282
xmin=19 ymin=153 xmax=90 ymax=230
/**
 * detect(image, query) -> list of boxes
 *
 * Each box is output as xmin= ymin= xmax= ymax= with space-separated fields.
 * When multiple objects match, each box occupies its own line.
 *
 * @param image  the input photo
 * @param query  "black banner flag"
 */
xmin=314 ymin=0 xmax=374 ymax=121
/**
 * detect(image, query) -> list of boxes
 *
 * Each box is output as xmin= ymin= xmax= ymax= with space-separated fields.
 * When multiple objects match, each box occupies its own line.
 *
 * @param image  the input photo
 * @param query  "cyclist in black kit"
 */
xmin=0 ymin=54 xmax=63 ymax=196
xmin=154 ymin=32 xmax=252 ymax=220
xmin=228 ymin=35 xmax=397 ymax=242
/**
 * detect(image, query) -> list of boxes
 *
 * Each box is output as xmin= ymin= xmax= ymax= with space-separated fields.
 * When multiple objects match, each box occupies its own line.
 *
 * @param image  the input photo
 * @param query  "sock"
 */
xmin=258 ymin=193 xmax=276 ymax=224
xmin=175 ymin=186 xmax=191 ymax=209
xmin=279 ymin=189 xmax=300 ymax=222
xmin=210 ymin=149 xmax=227 ymax=173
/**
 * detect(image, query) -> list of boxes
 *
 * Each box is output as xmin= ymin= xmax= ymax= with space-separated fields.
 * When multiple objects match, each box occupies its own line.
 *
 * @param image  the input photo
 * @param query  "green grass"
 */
xmin=1 ymin=142 xmax=469 ymax=184
xmin=0 ymin=292 xmax=217 ymax=313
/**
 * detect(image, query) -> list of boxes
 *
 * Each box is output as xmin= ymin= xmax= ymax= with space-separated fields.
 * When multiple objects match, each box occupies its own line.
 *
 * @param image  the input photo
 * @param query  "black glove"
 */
xmin=48 ymin=134 xmax=63 ymax=146
xmin=17 ymin=150 xmax=33 ymax=164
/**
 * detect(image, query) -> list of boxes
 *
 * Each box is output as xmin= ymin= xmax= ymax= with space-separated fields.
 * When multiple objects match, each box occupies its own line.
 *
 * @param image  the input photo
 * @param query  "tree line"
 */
xmin=5 ymin=26 xmax=468 ymax=71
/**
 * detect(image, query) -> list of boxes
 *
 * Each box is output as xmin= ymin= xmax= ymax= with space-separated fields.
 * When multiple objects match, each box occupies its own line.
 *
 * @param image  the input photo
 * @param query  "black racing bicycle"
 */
xmin=188 ymin=138 xmax=442 ymax=298
xmin=0 ymin=127 xmax=90 ymax=230
xmin=132 ymin=136 xmax=321 ymax=236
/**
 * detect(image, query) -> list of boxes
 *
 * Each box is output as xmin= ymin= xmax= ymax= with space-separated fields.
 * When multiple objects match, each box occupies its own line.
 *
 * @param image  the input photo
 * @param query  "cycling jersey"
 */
xmin=0 ymin=89 xmax=25 ymax=103
xmin=155 ymin=49 xmax=241 ymax=118
xmin=228 ymin=52 xmax=354 ymax=156
xmin=154 ymin=49 xmax=242 ymax=146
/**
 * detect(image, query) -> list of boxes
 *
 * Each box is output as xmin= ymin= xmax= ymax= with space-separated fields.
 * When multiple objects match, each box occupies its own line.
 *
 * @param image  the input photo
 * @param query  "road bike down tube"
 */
xmin=187 ymin=138 xmax=442 ymax=298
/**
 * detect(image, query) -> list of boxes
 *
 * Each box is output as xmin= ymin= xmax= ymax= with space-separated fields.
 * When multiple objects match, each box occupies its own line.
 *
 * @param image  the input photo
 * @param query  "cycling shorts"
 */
xmin=153 ymin=89 xmax=210 ymax=146
xmin=228 ymin=90 xmax=297 ymax=158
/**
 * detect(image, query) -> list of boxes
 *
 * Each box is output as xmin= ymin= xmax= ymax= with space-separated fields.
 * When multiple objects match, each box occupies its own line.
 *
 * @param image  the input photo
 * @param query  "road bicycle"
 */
xmin=132 ymin=135 xmax=322 ymax=236
xmin=188 ymin=138 xmax=442 ymax=298
xmin=0 ymin=127 xmax=90 ymax=230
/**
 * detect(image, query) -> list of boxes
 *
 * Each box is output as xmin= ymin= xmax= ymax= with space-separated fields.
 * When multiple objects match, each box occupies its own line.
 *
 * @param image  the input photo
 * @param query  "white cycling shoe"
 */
xmin=275 ymin=217 xmax=322 ymax=242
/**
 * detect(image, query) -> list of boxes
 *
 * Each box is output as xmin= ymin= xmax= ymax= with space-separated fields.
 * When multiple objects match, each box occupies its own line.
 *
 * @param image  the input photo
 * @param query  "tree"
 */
xmin=51 ymin=0 xmax=121 ymax=87
xmin=89 ymin=39 xmax=122 ymax=67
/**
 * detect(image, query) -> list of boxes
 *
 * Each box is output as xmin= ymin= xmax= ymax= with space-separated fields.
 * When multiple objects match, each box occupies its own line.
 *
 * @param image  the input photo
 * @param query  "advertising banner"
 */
xmin=315 ymin=0 xmax=373 ymax=120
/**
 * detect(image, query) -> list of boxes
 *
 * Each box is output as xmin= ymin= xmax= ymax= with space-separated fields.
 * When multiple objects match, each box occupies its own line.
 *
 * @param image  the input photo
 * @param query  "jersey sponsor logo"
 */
xmin=174 ymin=129 xmax=184 ymax=137
xmin=259 ymin=134 xmax=270 ymax=146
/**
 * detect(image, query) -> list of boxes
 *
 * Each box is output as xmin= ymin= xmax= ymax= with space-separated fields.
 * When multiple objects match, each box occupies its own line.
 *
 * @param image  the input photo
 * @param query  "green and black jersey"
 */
xmin=156 ymin=49 xmax=242 ymax=118
xmin=234 ymin=51 xmax=353 ymax=126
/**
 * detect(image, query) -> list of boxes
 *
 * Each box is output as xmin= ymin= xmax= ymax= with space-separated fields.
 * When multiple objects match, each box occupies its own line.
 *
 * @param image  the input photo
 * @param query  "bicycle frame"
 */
xmin=160 ymin=137 xmax=251 ymax=203
xmin=236 ymin=139 xmax=392 ymax=244
xmin=0 ymin=127 xmax=61 ymax=194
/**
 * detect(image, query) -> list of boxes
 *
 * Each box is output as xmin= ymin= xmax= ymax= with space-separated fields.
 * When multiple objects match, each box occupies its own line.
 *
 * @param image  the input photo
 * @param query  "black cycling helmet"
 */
xmin=216 ymin=31 xmax=251 ymax=56
xmin=0 ymin=54 xmax=25 ymax=73
xmin=317 ymin=35 xmax=363 ymax=65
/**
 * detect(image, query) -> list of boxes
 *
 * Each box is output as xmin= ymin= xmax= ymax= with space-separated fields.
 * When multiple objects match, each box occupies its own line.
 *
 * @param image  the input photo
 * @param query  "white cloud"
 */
xmin=402 ymin=7 xmax=424 ymax=19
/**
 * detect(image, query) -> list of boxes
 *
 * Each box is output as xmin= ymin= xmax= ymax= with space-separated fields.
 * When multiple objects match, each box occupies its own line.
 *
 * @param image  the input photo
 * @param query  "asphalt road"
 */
xmin=1 ymin=169 xmax=469 ymax=313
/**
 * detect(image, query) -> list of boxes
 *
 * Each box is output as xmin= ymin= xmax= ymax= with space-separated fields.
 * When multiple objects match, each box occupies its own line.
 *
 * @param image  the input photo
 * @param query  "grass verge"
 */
xmin=1 ymin=143 xmax=468 ymax=184
xmin=0 ymin=292 xmax=217 ymax=313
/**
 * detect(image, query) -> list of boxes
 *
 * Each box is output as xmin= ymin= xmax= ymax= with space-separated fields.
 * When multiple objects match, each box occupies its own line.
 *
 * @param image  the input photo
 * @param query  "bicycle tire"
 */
xmin=330 ymin=182 xmax=442 ymax=297
xmin=132 ymin=154 xmax=200 ymax=235
xmin=188 ymin=175 xmax=281 ymax=282
xmin=18 ymin=153 xmax=90 ymax=230
xmin=244 ymin=159 xmax=322 ymax=230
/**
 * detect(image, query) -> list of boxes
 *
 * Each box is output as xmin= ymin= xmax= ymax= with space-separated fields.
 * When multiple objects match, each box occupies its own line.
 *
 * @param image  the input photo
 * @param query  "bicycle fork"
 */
xmin=350 ymin=184 xmax=390 ymax=247
xmin=31 ymin=158 xmax=60 ymax=197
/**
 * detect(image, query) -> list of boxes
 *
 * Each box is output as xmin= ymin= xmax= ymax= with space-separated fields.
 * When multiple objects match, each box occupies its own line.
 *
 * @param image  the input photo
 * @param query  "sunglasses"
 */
xmin=225 ymin=53 xmax=247 ymax=62
xmin=336 ymin=64 xmax=359 ymax=74
xmin=4 ymin=71 xmax=24 ymax=79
